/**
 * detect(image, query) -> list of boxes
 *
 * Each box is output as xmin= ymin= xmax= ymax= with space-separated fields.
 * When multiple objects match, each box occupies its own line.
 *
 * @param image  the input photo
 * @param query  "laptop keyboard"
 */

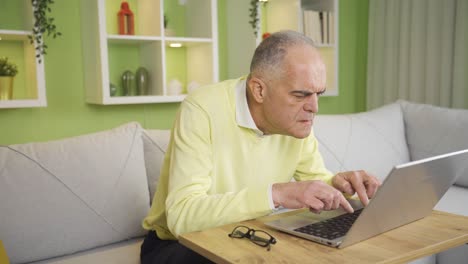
xmin=293 ymin=208 xmax=364 ymax=240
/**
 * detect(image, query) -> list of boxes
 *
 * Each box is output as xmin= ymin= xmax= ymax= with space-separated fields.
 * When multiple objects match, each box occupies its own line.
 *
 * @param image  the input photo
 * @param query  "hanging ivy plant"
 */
xmin=249 ymin=0 xmax=260 ymax=37
xmin=249 ymin=0 xmax=268 ymax=38
xmin=28 ymin=0 xmax=62 ymax=63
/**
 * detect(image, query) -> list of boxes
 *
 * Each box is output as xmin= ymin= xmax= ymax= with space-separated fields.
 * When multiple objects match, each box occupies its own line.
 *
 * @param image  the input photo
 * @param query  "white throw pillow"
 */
xmin=400 ymin=100 xmax=468 ymax=187
xmin=142 ymin=129 xmax=171 ymax=202
xmin=0 ymin=122 xmax=150 ymax=263
xmin=313 ymin=102 xmax=410 ymax=182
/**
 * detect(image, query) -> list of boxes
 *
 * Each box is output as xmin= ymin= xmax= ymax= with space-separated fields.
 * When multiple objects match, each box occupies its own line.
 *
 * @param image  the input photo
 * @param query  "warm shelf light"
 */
xmin=169 ymin=43 xmax=183 ymax=48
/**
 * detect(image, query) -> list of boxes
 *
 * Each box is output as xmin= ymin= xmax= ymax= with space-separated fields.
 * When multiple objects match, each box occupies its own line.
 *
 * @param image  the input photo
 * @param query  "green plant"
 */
xmin=248 ymin=0 xmax=260 ymax=37
xmin=29 ymin=0 xmax=62 ymax=63
xmin=0 ymin=57 xmax=19 ymax=77
xmin=164 ymin=14 xmax=169 ymax=29
xmin=249 ymin=0 xmax=268 ymax=38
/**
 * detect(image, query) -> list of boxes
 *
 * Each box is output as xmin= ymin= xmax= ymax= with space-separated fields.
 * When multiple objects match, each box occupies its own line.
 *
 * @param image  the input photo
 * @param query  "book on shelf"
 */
xmin=303 ymin=10 xmax=334 ymax=45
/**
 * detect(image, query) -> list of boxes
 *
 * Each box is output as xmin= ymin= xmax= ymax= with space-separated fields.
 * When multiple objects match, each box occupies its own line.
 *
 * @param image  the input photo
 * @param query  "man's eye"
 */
xmin=317 ymin=90 xmax=326 ymax=96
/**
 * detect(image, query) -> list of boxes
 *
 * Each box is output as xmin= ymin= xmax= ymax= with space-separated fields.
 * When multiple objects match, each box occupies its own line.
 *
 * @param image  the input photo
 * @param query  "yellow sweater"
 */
xmin=142 ymin=78 xmax=333 ymax=240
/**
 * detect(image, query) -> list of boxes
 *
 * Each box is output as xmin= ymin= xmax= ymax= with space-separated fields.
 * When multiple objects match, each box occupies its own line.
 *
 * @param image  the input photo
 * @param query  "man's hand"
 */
xmin=332 ymin=170 xmax=381 ymax=206
xmin=272 ymin=181 xmax=354 ymax=213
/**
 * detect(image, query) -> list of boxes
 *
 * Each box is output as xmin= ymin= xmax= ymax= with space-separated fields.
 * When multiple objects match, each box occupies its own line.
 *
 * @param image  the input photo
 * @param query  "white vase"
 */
xmin=167 ymin=79 xmax=183 ymax=95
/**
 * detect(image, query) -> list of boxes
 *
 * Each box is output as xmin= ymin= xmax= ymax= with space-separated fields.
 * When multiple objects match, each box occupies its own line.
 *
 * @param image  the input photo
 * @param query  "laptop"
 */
xmin=264 ymin=148 xmax=468 ymax=248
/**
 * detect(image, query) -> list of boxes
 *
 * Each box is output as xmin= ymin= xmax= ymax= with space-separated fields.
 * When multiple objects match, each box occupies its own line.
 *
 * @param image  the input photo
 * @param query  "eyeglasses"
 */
xmin=228 ymin=225 xmax=277 ymax=251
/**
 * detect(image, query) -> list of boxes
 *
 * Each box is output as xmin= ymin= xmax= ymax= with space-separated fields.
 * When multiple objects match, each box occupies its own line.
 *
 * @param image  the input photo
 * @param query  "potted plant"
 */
xmin=0 ymin=57 xmax=19 ymax=100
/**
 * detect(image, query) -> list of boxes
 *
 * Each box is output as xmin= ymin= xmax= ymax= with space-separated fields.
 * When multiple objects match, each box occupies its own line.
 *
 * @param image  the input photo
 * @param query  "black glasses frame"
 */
xmin=228 ymin=225 xmax=277 ymax=251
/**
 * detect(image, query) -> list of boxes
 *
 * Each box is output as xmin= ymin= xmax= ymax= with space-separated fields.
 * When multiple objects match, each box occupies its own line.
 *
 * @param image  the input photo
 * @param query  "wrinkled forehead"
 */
xmin=281 ymin=45 xmax=327 ymax=89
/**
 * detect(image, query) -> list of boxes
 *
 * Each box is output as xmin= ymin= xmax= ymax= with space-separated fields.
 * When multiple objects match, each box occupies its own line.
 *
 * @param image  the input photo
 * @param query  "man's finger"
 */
xmin=339 ymin=194 xmax=354 ymax=213
xmin=365 ymin=179 xmax=379 ymax=198
xmin=306 ymin=198 xmax=324 ymax=213
xmin=356 ymin=187 xmax=370 ymax=206
xmin=332 ymin=194 xmax=341 ymax=210
xmin=334 ymin=175 xmax=355 ymax=194
xmin=349 ymin=172 xmax=370 ymax=206
xmin=365 ymin=174 xmax=381 ymax=198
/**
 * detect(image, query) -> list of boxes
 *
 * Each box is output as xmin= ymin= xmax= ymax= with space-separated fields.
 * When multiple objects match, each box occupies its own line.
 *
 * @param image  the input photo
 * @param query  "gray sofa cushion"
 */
xmin=142 ymin=129 xmax=171 ymax=202
xmin=31 ymin=239 xmax=142 ymax=264
xmin=0 ymin=122 xmax=150 ymax=263
xmin=436 ymin=244 xmax=468 ymax=264
xmin=314 ymin=102 xmax=410 ymax=182
xmin=435 ymin=185 xmax=468 ymax=216
xmin=400 ymin=100 xmax=468 ymax=187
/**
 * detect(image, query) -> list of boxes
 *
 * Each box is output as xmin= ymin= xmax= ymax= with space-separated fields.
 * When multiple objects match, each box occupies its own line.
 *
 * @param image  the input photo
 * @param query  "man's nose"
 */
xmin=304 ymin=94 xmax=319 ymax=113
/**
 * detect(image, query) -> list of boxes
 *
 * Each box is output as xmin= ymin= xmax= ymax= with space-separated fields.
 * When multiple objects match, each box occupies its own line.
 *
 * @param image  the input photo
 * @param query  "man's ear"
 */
xmin=247 ymin=77 xmax=266 ymax=103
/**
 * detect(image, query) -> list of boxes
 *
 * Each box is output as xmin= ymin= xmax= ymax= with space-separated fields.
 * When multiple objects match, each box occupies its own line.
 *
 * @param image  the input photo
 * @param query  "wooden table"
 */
xmin=179 ymin=210 xmax=468 ymax=264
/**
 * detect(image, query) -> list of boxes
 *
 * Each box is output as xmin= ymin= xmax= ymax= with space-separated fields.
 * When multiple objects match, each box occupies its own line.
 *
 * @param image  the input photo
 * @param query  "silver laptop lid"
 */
xmin=340 ymin=148 xmax=468 ymax=248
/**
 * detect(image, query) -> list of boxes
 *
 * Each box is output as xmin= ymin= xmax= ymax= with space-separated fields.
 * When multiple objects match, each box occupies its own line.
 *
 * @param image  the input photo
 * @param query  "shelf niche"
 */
xmin=0 ymin=0 xmax=46 ymax=109
xmin=81 ymin=0 xmax=218 ymax=105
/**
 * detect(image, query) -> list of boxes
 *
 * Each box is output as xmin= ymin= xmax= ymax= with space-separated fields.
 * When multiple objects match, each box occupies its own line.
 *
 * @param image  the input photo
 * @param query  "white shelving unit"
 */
xmin=263 ymin=0 xmax=338 ymax=96
xmin=80 ymin=0 xmax=218 ymax=105
xmin=0 ymin=0 xmax=47 ymax=109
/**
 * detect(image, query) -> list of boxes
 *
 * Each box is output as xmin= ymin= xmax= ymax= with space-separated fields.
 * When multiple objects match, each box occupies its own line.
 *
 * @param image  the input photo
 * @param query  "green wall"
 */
xmin=319 ymin=0 xmax=369 ymax=114
xmin=0 ymin=0 xmax=368 ymax=145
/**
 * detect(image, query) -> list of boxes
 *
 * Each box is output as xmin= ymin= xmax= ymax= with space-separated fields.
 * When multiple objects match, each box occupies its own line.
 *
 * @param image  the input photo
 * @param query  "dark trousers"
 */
xmin=140 ymin=231 xmax=213 ymax=264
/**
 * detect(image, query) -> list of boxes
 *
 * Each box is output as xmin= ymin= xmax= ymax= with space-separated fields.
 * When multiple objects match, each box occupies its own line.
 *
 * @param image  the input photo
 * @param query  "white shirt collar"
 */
xmin=235 ymin=79 xmax=265 ymax=137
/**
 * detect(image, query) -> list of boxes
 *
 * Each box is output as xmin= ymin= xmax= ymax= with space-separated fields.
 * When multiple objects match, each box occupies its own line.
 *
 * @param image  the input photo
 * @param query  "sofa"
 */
xmin=0 ymin=100 xmax=467 ymax=264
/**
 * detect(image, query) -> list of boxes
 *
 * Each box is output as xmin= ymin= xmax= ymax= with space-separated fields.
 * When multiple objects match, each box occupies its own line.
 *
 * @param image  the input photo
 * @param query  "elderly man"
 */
xmin=141 ymin=30 xmax=380 ymax=264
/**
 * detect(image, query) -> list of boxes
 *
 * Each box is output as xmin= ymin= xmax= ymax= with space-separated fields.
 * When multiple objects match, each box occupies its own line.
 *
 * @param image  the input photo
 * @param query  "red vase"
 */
xmin=118 ymin=2 xmax=134 ymax=35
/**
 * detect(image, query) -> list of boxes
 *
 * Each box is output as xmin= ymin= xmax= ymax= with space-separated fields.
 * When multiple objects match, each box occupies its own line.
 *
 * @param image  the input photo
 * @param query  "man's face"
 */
xmin=262 ymin=45 xmax=326 ymax=139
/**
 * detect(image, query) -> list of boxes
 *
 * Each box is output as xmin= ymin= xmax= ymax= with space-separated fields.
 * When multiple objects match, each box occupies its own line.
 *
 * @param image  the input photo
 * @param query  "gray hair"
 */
xmin=249 ymin=30 xmax=315 ymax=81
